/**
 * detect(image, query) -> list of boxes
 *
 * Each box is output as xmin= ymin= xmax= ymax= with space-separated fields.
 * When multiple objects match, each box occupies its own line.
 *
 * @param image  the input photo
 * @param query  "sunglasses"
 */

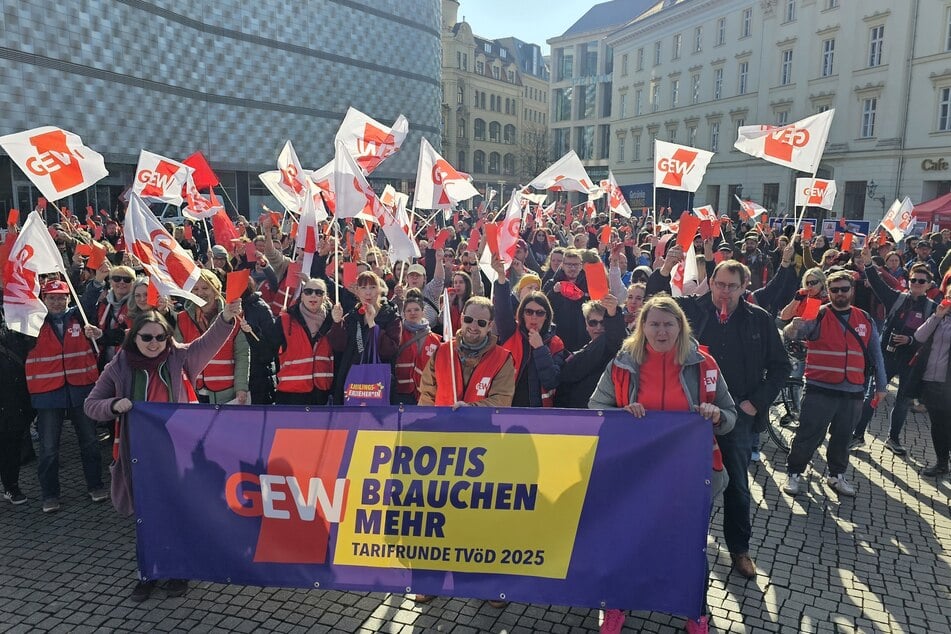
xmin=137 ymin=333 xmax=168 ymax=342
xmin=828 ymin=286 xmax=852 ymax=294
xmin=462 ymin=315 xmax=489 ymax=327
xmin=587 ymin=319 xmax=604 ymax=327
xmin=302 ymin=288 xmax=326 ymax=296
xmin=909 ymin=278 xmax=930 ymax=285
xmin=805 ymin=279 xmax=821 ymax=287
xmin=111 ymin=276 xmax=133 ymax=283
xmin=523 ymin=308 xmax=547 ymax=317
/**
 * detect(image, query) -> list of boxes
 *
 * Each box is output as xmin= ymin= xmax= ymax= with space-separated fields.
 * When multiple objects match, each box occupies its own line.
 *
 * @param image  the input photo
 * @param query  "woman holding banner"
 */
xmin=84 ymin=302 xmax=242 ymax=601
xmin=589 ymin=295 xmax=736 ymax=634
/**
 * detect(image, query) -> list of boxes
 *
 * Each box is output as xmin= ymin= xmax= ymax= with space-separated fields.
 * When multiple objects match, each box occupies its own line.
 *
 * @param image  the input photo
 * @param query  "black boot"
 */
xmin=922 ymin=462 xmax=949 ymax=477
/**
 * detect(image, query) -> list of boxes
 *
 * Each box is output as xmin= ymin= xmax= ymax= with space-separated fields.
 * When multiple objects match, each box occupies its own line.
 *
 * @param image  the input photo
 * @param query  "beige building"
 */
xmin=440 ymin=0 xmax=550 ymax=203
xmin=606 ymin=0 xmax=951 ymax=222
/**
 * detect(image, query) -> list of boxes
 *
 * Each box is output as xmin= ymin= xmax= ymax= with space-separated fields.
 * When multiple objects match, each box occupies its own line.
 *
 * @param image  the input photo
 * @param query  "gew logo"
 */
xmin=225 ymin=429 xmax=350 ymax=564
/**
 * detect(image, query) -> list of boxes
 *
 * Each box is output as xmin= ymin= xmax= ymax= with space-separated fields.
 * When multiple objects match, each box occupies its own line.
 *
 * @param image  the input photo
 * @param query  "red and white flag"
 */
xmin=413 ymin=138 xmax=479 ymax=210
xmin=132 ymin=151 xmax=193 ymax=205
xmin=794 ymin=178 xmax=837 ymax=210
xmin=124 ymin=193 xmax=204 ymax=305
xmin=692 ymin=205 xmax=717 ymax=222
xmin=332 ymin=141 xmax=380 ymax=222
xmin=671 ymin=242 xmax=698 ymax=298
xmin=735 ymin=196 xmax=768 ymax=221
xmin=296 ymin=186 xmax=328 ymax=275
xmin=277 ymin=140 xmax=308 ymax=201
xmin=183 ymin=177 xmax=225 ymax=220
xmin=498 ymin=191 xmax=523 ymax=269
xmin=259 ymin=170 xmax=304 ymax=213
xmin=442 ymin=287 xmax=454 ymax=342
xmin=0 ymin=126 xmax=109 ymax=202
xmin=653 ymin=140 xmax=714 ymax=193
xmin=599 ymin=171 xmax=632 ymax=218
xmin=307 ymin=160 xmax=337 ymax=215
xmin=527 ymin=150 xmax=595 ymax=194
xmin=734 ymin=110 xmax=834 ymax=173
xmin=880 ymin=197 xmax=916 ymax=242
xmin=2 ymin=211 xmax=67 ymax=336
xmin=334 ymin=107 xmax=409 ymax=175
xmin=378 ymin=199 xmax=420 ymax=263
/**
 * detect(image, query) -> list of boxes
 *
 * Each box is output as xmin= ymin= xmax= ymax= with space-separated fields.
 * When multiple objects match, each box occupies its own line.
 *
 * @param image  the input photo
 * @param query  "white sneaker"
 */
xmin=827 ymin=474 xmax=856 ymax=497
xmin=783 ymin=473 xmax=803 ymax=496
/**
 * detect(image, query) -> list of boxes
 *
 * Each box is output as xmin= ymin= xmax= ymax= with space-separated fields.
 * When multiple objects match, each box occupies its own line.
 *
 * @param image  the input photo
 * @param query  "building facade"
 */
xmin=607 ymin=0 xmax=951 ymax=223
xmin=440 ymin=0 xmax=550 ymax=202
xmin=0 ymin=0 xmax=442 ymax=218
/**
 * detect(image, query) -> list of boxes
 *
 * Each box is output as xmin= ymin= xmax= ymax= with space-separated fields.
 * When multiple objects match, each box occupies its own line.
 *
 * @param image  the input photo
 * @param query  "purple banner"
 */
xmin=129 ymin=404 xmax=712 ymax=618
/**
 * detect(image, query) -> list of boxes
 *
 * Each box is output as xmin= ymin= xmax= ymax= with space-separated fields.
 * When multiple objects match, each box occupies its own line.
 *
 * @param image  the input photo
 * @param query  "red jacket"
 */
xmin=26 ymin=315 xmax=99 ymax=394
xmin=805 ymin=307 xmax=873 ymax=386
xmin=276 ymin=313 xmax=334 ymax=393
xmin=395 ymin=329 xmax=440 ymax=398
xmin=433 ymin=342 xmax=511 ymax=406
xmin=177 ymin=309 xmax=240 ymax=392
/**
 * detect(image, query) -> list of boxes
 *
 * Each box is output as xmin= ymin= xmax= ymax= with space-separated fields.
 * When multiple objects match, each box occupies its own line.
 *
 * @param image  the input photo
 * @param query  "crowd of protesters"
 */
xmin=1 ymin=200 xmax=951 ymax=633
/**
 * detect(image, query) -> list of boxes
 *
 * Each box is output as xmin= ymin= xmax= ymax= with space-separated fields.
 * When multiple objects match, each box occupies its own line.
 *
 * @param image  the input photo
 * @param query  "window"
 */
xmin=649 ymin=131 xmax=657 ymax=159
xmin=694 ymin=26 xmax=703 ymax=53
xmin=633 ymin=134 xmax=641 ymax=161
xmin=692 ymin=73 xmax=701 ymax=103
xmin=601 ymin=85 xmax=613 ymax=117
xmin=559 ymin=51 xmax=574 ymax=80
xmin=738 ymin=61 xmax=749 ymax=94
xmin=621 ymin=54 xmax=629 ymax=76
xmin=488 ymin=152 xmax=500 ymax=174
xmin=507 ymin=70 xmax=515 ymax=83
xmin=635 ymin=89 xmax=643 ymax=116
xmin=620 ymin=92 xmax=627 ymax=118
xmin=479 ymin=92 xmax=486 ymax=109
xmin=552 ymin=128 xmax=570 ymax=156
xmin=777 ymin=111 xmax=788 ymax=125
xmin=688 ymin=125 xmax=697 ymax=147
xmin=489 ymin=121 xmax=501 ymax=143
xmin=476 ymin=60 xmax=484 ymax=74
xmin=654 ymin=41 xmax=662 ymax=66
xmin=940 ymin=87 xmax=951 ymax=131
xmin=618 ymin=136 xmax=626 ymax=162
xmin=827 ymin=0 xmax=838 ymax=7
xmin=484 ymin=43 xmax=492 ymax=53
xmin=673 ymin=34 xmax=682 ymax=60
xmin=636 ymin=47 xmax=644 ymax=70
xmin=473 ymin=150 xmax=485 ymax=173
xmin=780 ymin=49 xmax=793 ymax=85
xmin=599 ymin=125 xmax=611 ymax=159
xmin=492 ymin=66 xmax=500 ymax=79
xmin=555 ymin=87 xmax=572 ymax=121
xmin=651 ymin=82 xmax=661 ymax=112
xmin=734 ymin=119 xmax=745 ymax=144
xmin=741 ymin=8 xmax=752 ymax=38
xmin=784 ymin=0 xmax=796 ymax=23
xmin=474 ymin=119 xmax=486 ymax=141
xmin=580 ymin=84 xmax=596 ymax=119
xmin=581 ymin=42 xmax=599 ymax=76
xmin=763 ymin=183 xmax=779 ymax=210
xmin=503 ymin=154 xmax=515 ymax=176
xmin=457 ymin=119 xmax=466 ymax=138
xmin=717 ymin=17 xmax=726 ymax=46
xmin=821 ymin=39 xmax=835 ymax=77
xmin=710 ymin=122 xmax=720 ymax=152
xmin=861 ymin=97 xmax=877 ymax=138
xmin=714 ymin=68 xmax=723 ymax=100
xmin=946 ymin=7 xmax=951 ymax=52
xmin=500 ymin=48 xmax=507 ymax=59
xmin=456 ymin=52 xmax=468 ymax=70
xmin=457 ymin=85 xmax=464 ymax=104
xmin=504 ymin=124 xmax=515 ymax=144
xmin=671 ymin=79 xmax=679 ymax=107
xmin=668 ymin=127 xmax=677 ymax=142
xmin=457 ymin=151 xmax=466 ymax=172
xmin=868 ymin=25 xmax=884 ymax=67
xmin=577 ymin=126 xmax=595 ymax=160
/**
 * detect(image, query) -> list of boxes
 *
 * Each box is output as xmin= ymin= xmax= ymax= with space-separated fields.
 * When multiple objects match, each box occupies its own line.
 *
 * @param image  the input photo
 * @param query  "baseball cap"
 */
xmin=41 ymin=280 xmax=70 ymax=295
xmin=407 ymin=264 xmax=426 ymax=276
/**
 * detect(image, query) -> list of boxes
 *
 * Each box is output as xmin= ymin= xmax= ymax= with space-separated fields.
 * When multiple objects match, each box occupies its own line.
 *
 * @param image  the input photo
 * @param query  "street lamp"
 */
xmin=866 ymin=180 xmax=887 ymax=212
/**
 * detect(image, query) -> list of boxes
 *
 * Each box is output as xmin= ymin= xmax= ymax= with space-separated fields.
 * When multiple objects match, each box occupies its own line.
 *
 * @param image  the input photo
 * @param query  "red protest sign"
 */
xmin=284 ymin=260 xmax=303 ymax=289
xmin=146 ymin=277 xmax=160 ymax=308
xmin=245 ymin=242 xmax=257 ymax=261
xmin=342 ymin=262 xmax=358 ymax=287
xmin=800 ymin=297 xmax=821 ymax=320
xmin=7 ymin=209 xmax=19 ymax=227
xmin=484 ymin=222 xmax=501 ymax=258
xmin=433 ymin=228 xmax=452 ymax=251
xmin=226 ymin=269 xmax=250 ymax=303
xmin=840 ymin=233 xmax=854 ymax=252
xmin=584 ymin=263 xmax=609 ymax=300
xmin=87 ymin=244 xmax=107 ymax=270
xmin=676 ymin=213 xmax=702 ymax=251
xmin=699 ymin=219 xmax=717 ymax=240
xmin=600 ymin=225 xmax=612 ymax=244
xmin=467 ymin=227 xmax=481 ymax=254
xmin=183 ymin=224 xmax=193 ymax=240
xmin=802 ymin=223 xmax=813 ymax=241
xmin=75 ymin=244 xmax=93 ymax=257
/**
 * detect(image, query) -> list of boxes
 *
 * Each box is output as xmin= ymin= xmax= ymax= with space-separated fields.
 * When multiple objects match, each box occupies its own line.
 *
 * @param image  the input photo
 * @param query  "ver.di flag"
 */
xmin=527 ymin=150 xmax=595 ymax=194
xmin=794 ymin=178 xmax=837 ymax=210
xmin=125 ymin=193 xmax=205 ymax=306
xmin=734 ymin=110 xmax=834 ymax=173
xmin=413 ymin=138 xmax=479 ymax=210
xmin=2 ymin=211 xmax=67 ymax=336
xmin=333 ymin=141 xmax=381 ymax=222
xmin=132 ymin=151 xmax=194 ymax=206
xmin=600 ymin=171 xmax=632 ymax=218
xmin=0 ymin=126 xmax=109 ymax=202
xmin=334 ymin=107 xmax=409 ymax=175
xmin=880 ymin=197 xmax=916 ymax=242
xmin=653 ymin=140 xmax=714 ymax=193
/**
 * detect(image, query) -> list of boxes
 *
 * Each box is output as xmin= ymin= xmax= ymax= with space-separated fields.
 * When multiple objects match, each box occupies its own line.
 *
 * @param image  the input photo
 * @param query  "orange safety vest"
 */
xmin=26 ymin=316 xmax=99 ymax=393
xmin=610 ymin=348 xmax=724 ymax=471
xmin=177 ymin=309 xmax=240 ymax=392
xmin=804 ymin=307 xmax=872 ymax=386
xmin=432 ymin=341 xmax=511 ymax=406
xmin=501 ymin=330 xmax=565 ymax=407
xmin=276 ymin=313 xmax=334 ymax=393
xmin=395 ymin=329 xmax=440 ymax=397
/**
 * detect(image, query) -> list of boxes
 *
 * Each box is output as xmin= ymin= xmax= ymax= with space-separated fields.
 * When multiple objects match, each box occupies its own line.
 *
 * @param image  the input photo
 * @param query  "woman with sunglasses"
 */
xmin=175 ymin=270 xmax=250 ymax=405
xmin=84 ymin=301 xmax=243 ymax=601
xmin=328 ymin=271 xmax=402 ymax=405
xmin=275 ymin=278 xmax=334 ymax=405
xmin=82 ymin=263 xmax=136 ymax=368
xmin=394 ymin=290 xmax=440 ymax=404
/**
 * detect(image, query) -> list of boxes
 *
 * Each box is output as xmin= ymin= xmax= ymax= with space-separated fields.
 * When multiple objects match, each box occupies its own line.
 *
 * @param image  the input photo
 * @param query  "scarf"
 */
xmin=403 ymin=319 xmax=430 ymax=334
xmin=195 ymin=298 xmax=220 ymax=332
xmin=459 ymin=335 xmax=490 ymax=355
xmin=299 ymin=302 xmax=327 ymax=336
xmin=125 ymin=346 xmax=171 ymax=371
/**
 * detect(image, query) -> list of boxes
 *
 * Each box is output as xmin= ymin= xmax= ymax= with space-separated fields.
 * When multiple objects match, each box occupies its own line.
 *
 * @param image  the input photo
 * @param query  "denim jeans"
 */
xmin=852 ymin=352 xmax=913 ymax=442
xmin=35 ymin=407 xmax=103 ymax=500
xmin=716 ymin=414 xmax=755 ymax=555
xmin=787 ymin=388 xmax=862 ymax=477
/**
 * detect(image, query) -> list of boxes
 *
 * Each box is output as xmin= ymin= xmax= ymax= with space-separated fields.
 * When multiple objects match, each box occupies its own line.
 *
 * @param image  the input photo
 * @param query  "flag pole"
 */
xmin=217 ymin=185 xmax=240 ymax=216
xmin=448 ymin=334 xmax=458 ymax=401
xmin=62 ymin=273 xmax=100 ymax=355
xmin=334 ymin=219 xmax=341 ymax=305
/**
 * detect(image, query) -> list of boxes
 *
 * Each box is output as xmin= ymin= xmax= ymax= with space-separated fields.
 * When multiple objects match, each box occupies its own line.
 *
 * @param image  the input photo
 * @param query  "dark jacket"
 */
xmin=543 ymin=269 xmax=589 ymax=354
xmin=241 ymin=290 xmax=282 ymax=403
xmin=554 ymin=311 xmax=626 ymax=408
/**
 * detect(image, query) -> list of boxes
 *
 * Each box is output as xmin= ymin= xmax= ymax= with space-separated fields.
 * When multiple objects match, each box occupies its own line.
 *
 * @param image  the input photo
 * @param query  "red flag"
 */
xmin=485 ymin=223 xmax=501 ymax=258
xmin=802 ymin=223 xmax=813 ymax=241
xmin=599 ymin=225 xmax=612 ymax=245
xmin=289 ymin=222 xmax=299 ymax=241
xmin=182 ymin=151 xmax=220 ymax=189
xmin=584 ymin=263 xmax=609 ymax=300
xmin=841 ymin=233 xmax=853 ymax=252
xmin=433 ymin=228 xmax=451 ymax=251
xmin=467 ymin=226 xmax=481 ymax=254
xmin=676 ymin=213 xmax=702 ymax=251
xmin=7 ymin=209 xmax=19 ymax=227
xmin=699 ymin=219 xmax=716 ymax=240
xmin=353 ymin=227 xmax=368 ymax=247
xmin=211 ymin=209 xmax=240 ymax=246
xmin=226 ymin=269 xmax=250 ymax=303
xmin=342 ymin=262 xmax=358 ymax=287
xmin=801 ymin=297 xmax=821 ymax=320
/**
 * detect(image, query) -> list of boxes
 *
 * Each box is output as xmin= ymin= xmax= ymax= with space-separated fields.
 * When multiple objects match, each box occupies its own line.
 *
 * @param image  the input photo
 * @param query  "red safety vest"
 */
xmin=96 ymin=299 xmax=128 ymax=331
xmin=177 ymin=309 xmax=240 ymax=392
xmin=805 ymin=307 xmax=872 ymax=386
xmin=276 ymin=313 xmax=334 ymax=393
xmin=264 ymin=271 xmax=296 ymax=316
xmin=610 ymin=348 xmax=724 ymax=471
xmin=26 ymin=316 xmax=99 ymax=393
xmin=432 ymin=342 xmax=511 ymax=406
xmin=395 ymin=329 xmax=440 ymax=397
xmin=501 ymin=330 xmax=565 ymax=407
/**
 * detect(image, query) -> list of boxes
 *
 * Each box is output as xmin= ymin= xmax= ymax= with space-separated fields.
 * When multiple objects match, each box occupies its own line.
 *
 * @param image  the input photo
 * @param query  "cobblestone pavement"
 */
xmin=1 ymin=395 xmax=949 ymax=633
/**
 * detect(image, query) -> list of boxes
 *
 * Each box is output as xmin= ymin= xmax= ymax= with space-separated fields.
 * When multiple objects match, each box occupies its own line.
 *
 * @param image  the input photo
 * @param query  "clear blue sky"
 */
xmin=453 ymin=0 xmax=588 ymax=54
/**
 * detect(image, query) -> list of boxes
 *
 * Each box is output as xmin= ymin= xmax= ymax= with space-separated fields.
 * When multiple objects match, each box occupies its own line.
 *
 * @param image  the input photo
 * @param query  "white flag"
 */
xmin=881 ymin=197 xmax=916 ymax=242
xmin=692 ymin=205 xmax=717 ymax=222
xmin=258 ymin=170 xmax=303 ymax=213
xmin=333 ymin=107 xmax=409 ymax=175
xmin=442 ymin=288 xmax=455 ymax=342
xmin=734 ymin=110 xmax=834 ymax=173
xmin=794 ymin=178 xmax=837 ymax=210
xmin=379 ymin=203 xmax=420 ymax=263
xmin=498 ymin=190 xmax=524 ymax=270
xmin=735 ymin=196 xmax=768 ymax=221
xmin=600 ymin=171 xmax=632 ymax=218
xmin=671 ymin=242 xmax=698 ymax=298
xmin=183 ymin=173 xmax=225 ymax=220
xmin=332 ymin=141 xmax=380 ymax=222
xmin=527 ymin=150 xmax=595 ymax=194
xmin=276 ymin=140 xmax=309 ymax=203
xmin=0 ymin=126 xmax=109 ymax=202
xmin=2 ymin=211 xmax=67 ymax=336
xmin=413 ymin=138 xmax=479 ymax=209
xmin=653 ymin=140 xmax=714 ymax=193
xmin=132 ymin=150 xmax=194 ymax=206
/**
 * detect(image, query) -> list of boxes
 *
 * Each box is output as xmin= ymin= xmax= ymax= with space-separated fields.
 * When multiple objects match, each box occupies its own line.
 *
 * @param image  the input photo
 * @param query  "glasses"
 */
xmin=805 ymin=279 xmax=821 ymax=287
xmin=111 ymin=276 xmax=133 ymax=283
xmin=462 ymin=315 xmax=489 ymax=327
xmin=586 ymin=319 xmax=604 ymax=327
xmin=828 ymin=286 xmax=852 ymax=294
xmin=302 ymin=288 xmax=326 ymax=296
xmin=523 ymin=308 xmax=547 ymax=317
xmin=910 ymin=278 xmax=930 ymax=285
xmin=137 ymin=333 xmax=168 ymax=342
xmin=713 ymin=281 xmax=742 ymax=292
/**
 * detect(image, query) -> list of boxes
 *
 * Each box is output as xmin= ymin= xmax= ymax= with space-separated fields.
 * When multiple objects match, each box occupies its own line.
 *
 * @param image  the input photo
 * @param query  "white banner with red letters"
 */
xmin=2 ymin=211 xmax=67 ymax=336
xmin=333 ymin=107 xmax=408 ymax=175
xmin=413 ymin=138 xmax=479 ymax=210
xmin=0 ymin=126 xmax=108 ymax=202
xmin=653 ymin=141 xmax=714 ymax=193
xmin=734 ymin=110 xmax=834 ymax=173
xmin=794 ymin=178 xmax=837 ymax=210
xmin=132 ymin=151 xmax=193 ymax=206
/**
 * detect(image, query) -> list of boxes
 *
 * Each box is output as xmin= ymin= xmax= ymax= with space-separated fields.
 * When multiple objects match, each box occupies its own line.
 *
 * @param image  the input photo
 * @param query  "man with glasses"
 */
xmin=851 ymin=250 xmax=937 ymax=453
xmin=783 ymin=271 xmax=887 ymax=497
xmin=906 ymin=238 xmax=939 ymax=280
xmin=418 ymin=296 xmax=514 ymax=408
xmin=648 ymin=253 xmax=791 ymax=579
xmin=544 ymin=249 xmax=589 ymax=354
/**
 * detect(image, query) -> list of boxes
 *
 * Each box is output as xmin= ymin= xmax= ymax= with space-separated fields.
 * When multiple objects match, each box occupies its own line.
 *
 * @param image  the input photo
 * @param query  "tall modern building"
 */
xmin=0 ymin=0 xmax=442 ymax=218
xmin=607 ymin=0 xmax=951 ymax=223
xmin=440 ymin=0 xmax=550 ymax=202
xmin=547 ymin=0 xmax=656 ymax=188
